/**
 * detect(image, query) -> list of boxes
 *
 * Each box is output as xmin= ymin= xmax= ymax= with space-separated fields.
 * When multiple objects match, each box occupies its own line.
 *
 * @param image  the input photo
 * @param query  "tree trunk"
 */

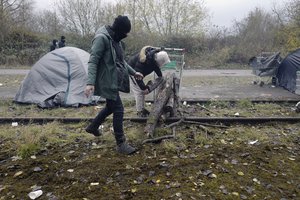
xmin=144 ymin=72 xmax=179 ymax=138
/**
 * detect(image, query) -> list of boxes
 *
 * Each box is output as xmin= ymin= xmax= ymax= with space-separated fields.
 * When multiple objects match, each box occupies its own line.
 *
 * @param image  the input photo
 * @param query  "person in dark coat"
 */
xmin=128 ymin=46 xmax=170 ymax=117
xmin=58 ymin=36 xmax=66 ymax=48
xmin=84 ymin=15 xmax=143 ymax=155
xmin=50 ymin=39 xmax=58 ymax=51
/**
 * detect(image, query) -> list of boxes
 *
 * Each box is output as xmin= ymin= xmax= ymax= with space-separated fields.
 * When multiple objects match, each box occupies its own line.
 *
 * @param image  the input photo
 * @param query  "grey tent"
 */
xmin=276 ymin=48 xmax=300 ymax=93
xmin=14 ymin=47 xmax=93 ymax=108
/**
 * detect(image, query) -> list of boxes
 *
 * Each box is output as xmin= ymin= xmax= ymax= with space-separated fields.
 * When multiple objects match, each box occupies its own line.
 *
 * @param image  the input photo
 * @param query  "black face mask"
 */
xmin=114 ymin=32 xmax=127 ymax=42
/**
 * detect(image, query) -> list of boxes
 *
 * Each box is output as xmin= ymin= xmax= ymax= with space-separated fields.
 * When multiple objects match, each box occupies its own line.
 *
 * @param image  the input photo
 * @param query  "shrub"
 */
xmin=17 ymin=143 xmax=40 ymax=158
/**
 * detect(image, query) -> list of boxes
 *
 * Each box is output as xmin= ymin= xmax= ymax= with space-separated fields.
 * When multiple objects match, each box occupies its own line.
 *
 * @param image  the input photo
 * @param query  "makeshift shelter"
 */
xmin=14 ymin=47 xmax=93 ymax=108
xmin=276 ymin=48 xmax=300 ymax=93
xmin=249 ymin=52 xmax=281 ymax=77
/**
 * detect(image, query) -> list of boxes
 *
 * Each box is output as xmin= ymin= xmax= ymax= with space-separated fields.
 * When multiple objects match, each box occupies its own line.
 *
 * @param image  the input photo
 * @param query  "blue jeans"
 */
xmin=88 ymin=94 xmax=125 ymax=144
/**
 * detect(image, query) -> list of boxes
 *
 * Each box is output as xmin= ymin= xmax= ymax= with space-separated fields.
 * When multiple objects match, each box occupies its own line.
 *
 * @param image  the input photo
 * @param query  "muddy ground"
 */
xmin=0 ymin=103 xmax=300 ymax=199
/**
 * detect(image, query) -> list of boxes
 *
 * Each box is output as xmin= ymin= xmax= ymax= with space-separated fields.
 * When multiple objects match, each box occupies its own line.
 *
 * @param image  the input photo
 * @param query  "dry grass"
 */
xmin=0 ymin=75 xmax=25 ymax=88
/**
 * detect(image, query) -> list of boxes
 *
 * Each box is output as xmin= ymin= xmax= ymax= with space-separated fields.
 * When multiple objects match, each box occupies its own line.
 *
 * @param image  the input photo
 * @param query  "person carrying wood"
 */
xmin=128 ymin=46 xmax=170 ymax=117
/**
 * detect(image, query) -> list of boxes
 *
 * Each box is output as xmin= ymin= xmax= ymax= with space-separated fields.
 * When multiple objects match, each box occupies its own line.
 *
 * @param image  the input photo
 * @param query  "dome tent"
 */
xmin=14 ymin=47 xmax=93 ymax=108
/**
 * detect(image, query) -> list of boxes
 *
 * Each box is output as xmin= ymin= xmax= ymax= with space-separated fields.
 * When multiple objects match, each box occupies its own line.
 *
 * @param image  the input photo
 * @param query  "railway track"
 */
xmin=182 ymin=99 xmax=300 ymax=104
xmin=1 ymin=116 xmax=300 ymax=124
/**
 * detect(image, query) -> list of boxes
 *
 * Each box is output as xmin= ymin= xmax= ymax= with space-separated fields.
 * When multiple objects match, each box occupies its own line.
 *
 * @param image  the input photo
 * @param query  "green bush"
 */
xmin=17 ymin=143 xmax=41 ymax=159
xmin=0 ymin=29 xmax=47 ymax=66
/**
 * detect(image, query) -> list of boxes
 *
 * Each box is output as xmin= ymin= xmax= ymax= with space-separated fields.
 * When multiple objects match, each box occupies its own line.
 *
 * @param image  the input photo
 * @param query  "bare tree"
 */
xmin=13 ymin=0 xmax=34 ymax=25
xmin=0 ymin=0 xmax=27 ymax=43
xmin=283 ymin=0 xmax=300 ymax=26
xmin=271 ymin=0 xmax=300 ymax=51
xmin=56 ymin=0 xmax=106 ymax=36
xmin=233 ymin=7 xmax=279 ymax=58
xmin=272 ymin=0 xmax=300 ymax=26
xmin=31 ymin=10 xmax=63 ymax=36
xmin=122 ymin=0 xmax=207 ymax=37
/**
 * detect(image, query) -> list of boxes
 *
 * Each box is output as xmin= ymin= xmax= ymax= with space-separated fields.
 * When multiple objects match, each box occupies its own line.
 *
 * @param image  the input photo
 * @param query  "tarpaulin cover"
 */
xmin=276 ymin=48 xmax=300 ymax=93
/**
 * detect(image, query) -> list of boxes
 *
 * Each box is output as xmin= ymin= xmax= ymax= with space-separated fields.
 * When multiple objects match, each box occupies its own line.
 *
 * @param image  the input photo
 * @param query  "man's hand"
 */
xmin=84 ymin=85 xmax=95 ymax=97
xmin=134 ymin=72 xmax=144 ymax=80
xmin=142 ymin=89 xmax=149 ymax=95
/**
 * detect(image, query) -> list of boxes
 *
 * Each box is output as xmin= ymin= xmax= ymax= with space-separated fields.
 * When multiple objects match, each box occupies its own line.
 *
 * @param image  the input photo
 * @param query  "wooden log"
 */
xmin=164 ymin=92 xmax=174 ymax=117
xmin=162 ymin=76 xmax=180 ymax=118
xmin=173 ymin=76 xmax=180 ymax=117
xmin=145 ymin=73 xmax=175 ymax=138
xmin=165 ymin=118 xmax=184 ymax=128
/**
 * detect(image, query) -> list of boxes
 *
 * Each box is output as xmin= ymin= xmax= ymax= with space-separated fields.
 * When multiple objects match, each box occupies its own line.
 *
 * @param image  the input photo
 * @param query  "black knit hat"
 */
xmin=111 ymin=15 xmax=131 ymax=34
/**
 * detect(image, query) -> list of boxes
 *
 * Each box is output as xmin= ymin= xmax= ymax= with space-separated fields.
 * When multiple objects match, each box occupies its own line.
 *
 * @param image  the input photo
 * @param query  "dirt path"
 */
xmin=0 ymin=69 xmax=29 ymax=75
xmin=1 ymin=69 xmax=299 ymax=101
xmin=0 ymin=69 xmax=254 ymax=76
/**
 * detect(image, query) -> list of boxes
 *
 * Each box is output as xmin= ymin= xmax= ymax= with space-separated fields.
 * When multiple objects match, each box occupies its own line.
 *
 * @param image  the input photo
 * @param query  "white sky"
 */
xmin=33 ymin=0 xmax=290 ymax=28
xmin=205 ymin=0 xmax=289 ymax=28
xmin=34 ymin=0 xmax=53 ymax=9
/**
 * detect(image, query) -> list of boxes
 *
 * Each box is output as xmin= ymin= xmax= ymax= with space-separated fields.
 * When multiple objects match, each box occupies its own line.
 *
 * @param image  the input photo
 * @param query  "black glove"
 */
xmin=146 ymin=77 xmax=164 ymax=92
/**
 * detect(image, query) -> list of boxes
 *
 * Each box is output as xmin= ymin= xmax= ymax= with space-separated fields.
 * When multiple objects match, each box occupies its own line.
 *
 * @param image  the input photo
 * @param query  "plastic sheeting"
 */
xmin=276 ymin=48 xmax=300 ymax=93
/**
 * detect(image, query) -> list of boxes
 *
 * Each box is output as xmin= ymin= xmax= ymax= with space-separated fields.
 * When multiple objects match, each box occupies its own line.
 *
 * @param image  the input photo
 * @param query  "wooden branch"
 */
xmin=200 ymin=105 xmax=218 ymax=115
xmin=172 ymin=127 xmax=176 ymax=137
xmin=142 ymin=117 xmax=229 ymax=144
xmin=165 ymin=118 xmax=184 ymax=128
xmin=164 ymin=92 xmax=174 ymax=117
xmin=142 ymin=135 xmax=175 ymax=144
xmin=183 ymin=120 xmax=228 ymax=128
xmin=165 ymin=119 xmax=228 ymax=129
xmin=199 ymin=125 xmax=209 ymax=133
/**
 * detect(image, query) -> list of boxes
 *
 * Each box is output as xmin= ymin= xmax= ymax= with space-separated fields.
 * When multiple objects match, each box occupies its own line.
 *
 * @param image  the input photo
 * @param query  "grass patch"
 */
xmin=0 ymin=121 xmax=95 ymax=158
xmin=17 ymin=143 xmax=40 ymax=158
xmin=0 ymin=65 xmax=31 ymax=69
xmin=181 ymin=76 xmax=254 ymax=87
xmin=0 ymin=74 xmax=25 ymax=87
xmin=162 ymin=140 xmax=177 ymax=153
xmin=208 ymin=100 xmax=232 ymax=109
xmin=1 ymin=99 xmax=299 ymax=119
xmin=236 ymin=99 xmax=252 ymax=109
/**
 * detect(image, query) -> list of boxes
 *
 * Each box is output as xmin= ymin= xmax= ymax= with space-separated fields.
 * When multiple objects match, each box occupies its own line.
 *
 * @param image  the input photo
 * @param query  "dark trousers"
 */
xmin=88 ymin=94 xmax=125 ymax=144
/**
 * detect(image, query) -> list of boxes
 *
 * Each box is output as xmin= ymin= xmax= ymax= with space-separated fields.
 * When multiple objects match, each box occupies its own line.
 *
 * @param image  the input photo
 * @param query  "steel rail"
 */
xmin=3 ymin=98 xmax=299 ymax=104
xmin=1 ymin=117 xmax=300 ymax=125
xmin=180 ymin=99 xmax=300 ymax=104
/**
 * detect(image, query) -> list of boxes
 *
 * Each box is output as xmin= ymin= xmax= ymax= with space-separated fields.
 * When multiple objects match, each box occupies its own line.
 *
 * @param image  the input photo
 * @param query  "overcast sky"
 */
xmin=34 ymin=0 xmax=290 ymax=28
xmin=205 ymin=0 xmax=289 ymax=27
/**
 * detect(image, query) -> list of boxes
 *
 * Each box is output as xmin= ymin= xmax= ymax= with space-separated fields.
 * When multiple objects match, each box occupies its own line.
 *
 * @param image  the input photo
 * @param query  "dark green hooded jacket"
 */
xmin=87 ymin=26 xmax=136 ymax=100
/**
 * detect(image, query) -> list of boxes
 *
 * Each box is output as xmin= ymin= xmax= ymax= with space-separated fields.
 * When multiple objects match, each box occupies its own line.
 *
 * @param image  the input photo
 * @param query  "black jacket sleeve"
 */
xmin=154 ymin=66 xmax=162 ymax=77
xmin=128 ymin=53 xmax=148 ymax=90
xmin=136 ymin=79 xmax=149 ymax=90
xmin=127 ymin=53 xmax=139 ymax=67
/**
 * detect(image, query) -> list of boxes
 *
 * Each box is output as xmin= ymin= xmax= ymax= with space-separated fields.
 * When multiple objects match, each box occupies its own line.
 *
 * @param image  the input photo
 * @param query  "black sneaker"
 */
xmin=137 ymin=109 xmax=150 ymax=117
xmin=137 ymin=111 xmax=145 ymax=117
xmin=142 ymin=108 xmax=150 ymax=116
xmin=85 ymin=127 xmax=101 ymax=137
xmin=116 ymin=142 xmax=136 ymax=155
